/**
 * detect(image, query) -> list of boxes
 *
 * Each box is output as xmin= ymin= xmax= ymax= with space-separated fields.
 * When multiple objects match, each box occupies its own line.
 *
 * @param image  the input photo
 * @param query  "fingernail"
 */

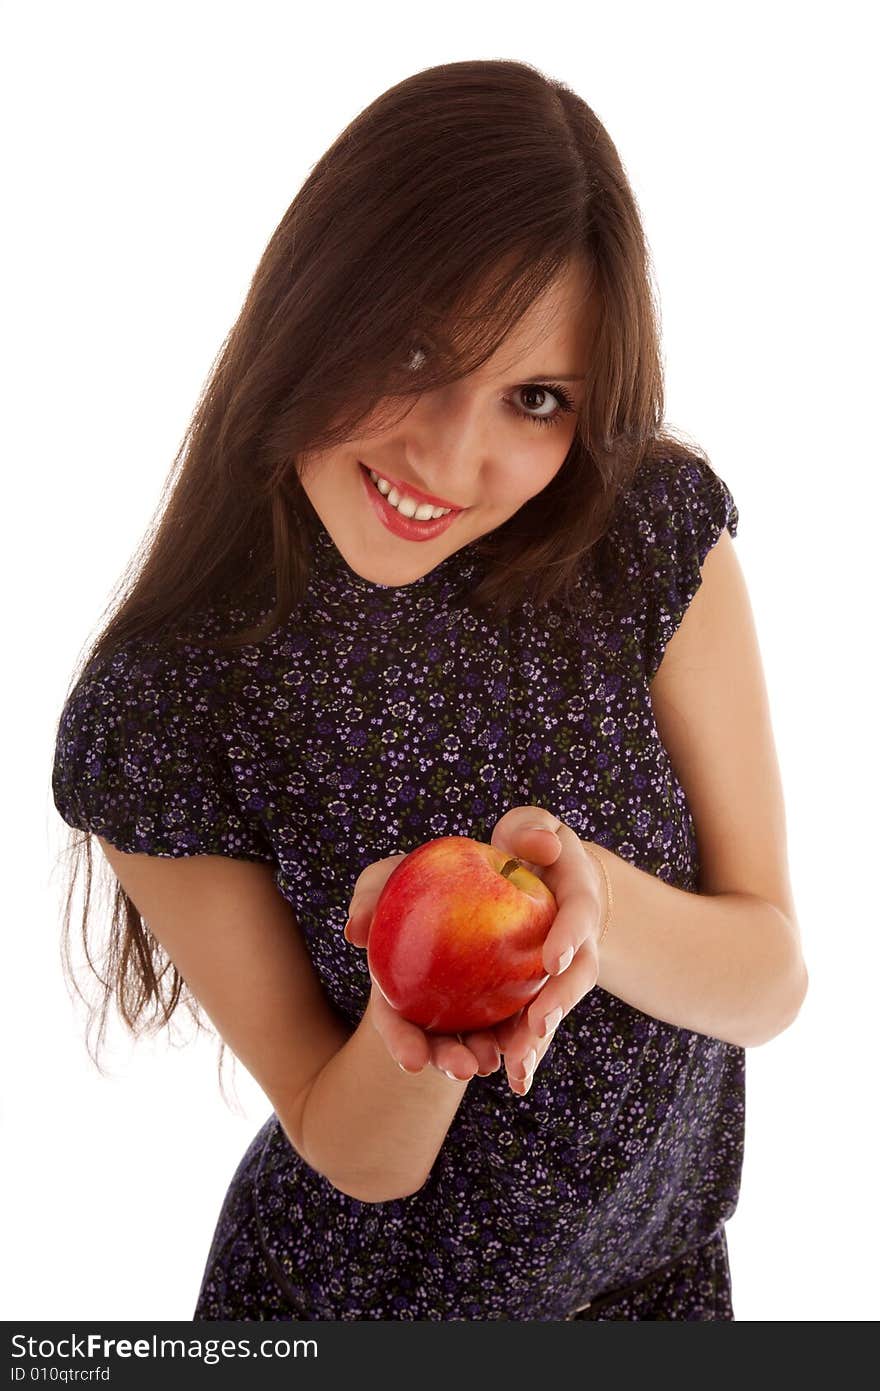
xmin=520 ymin=1048 xmax=536 ymax=1080
xmin=443 ymin=1069 xmax=467 ymax=1082
xmin=519 ymin=1074 xmax=533 ymax=1096
xmin=541 ymin=1005 xmax=563 ymax=1037
xmin=555 ymin=945 xmax=574 ymax=975
xmin=343 ymin=917 xmax=353 ymax=942
xmin=398 ymin=1060 xmax=421 ymax=1074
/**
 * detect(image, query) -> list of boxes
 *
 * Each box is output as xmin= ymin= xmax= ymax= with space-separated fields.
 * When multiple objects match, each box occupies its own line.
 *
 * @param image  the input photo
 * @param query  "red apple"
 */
xmin=366 ymin=834 xmax=557 ymax=1033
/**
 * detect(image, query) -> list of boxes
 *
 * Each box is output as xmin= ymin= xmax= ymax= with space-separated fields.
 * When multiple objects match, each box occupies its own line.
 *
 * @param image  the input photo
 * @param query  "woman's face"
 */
xmin=298 ymin=258 xmax=595 ymax=588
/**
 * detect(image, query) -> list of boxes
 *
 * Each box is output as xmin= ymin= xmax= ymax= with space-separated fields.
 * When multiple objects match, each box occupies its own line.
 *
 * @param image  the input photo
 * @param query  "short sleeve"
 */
xmin=620 ymin=455 xmax=740 ymax=684
xmin=52 ymin=639 xmax=277 ymax=862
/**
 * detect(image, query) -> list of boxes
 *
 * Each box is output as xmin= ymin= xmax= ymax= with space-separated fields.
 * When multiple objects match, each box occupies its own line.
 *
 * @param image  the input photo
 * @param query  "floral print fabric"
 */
xmin=53 ymin=454 xmax=742 ymax=1320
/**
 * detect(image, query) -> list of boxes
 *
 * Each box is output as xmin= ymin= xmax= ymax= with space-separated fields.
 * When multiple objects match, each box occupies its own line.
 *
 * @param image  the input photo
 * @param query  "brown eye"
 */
xmin=511 ymin=380 xmax=577 ymax=429
xmin=519 ymin=385 xmax=557 ymax=417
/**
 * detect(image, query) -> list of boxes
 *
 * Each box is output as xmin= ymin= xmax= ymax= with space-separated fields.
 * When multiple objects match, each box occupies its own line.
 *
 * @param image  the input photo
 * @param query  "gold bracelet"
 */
xmin=582 ymin=841 xmax=613 ymax=945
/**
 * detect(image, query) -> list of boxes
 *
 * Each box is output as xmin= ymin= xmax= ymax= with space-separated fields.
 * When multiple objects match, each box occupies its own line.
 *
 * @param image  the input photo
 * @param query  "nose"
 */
xmin=397 ymin=386 xmax=487 ymax=509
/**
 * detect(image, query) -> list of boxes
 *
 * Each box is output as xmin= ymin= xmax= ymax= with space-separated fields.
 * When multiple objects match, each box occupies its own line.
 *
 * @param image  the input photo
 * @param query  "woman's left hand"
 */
xmin=487 ymin=806 xmax=608 ymax=1095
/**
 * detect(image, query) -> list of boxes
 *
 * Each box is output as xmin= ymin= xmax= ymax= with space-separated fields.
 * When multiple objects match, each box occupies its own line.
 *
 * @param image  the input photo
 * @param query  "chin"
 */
xmin=331 ymin=527 xmax=433 ymax=587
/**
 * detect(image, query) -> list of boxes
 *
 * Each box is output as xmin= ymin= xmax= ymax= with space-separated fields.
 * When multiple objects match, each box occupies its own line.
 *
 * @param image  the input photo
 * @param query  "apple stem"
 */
xmin=500 ymin=857 xmax=521 ymax=879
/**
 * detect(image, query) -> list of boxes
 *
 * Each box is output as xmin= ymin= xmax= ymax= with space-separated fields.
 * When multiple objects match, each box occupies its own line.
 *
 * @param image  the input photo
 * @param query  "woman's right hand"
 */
xmin=344 ymin=853 xmax=504 ymax=1082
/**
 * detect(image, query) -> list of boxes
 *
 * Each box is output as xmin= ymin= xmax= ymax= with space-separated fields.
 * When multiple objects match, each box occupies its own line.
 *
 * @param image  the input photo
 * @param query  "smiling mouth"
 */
xmin=361 ymin=465 xmax=463 ymax=519
xmin=358 ymin=462 xmax=466 ymax=543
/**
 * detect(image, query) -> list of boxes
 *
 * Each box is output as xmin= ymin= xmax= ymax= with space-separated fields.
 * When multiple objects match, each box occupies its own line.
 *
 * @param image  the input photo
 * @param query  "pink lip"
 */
xmin=358 ymin=462 xmax=464 ymax=543
xmin=359 ymin=462 xmax=465 ymax=513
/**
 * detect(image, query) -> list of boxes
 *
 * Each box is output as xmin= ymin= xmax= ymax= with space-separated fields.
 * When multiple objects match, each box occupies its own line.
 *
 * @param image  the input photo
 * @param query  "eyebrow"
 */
xmin=422 ymin=327 xmax=587 ymax=382
xmin=524 ymin=371 xmax=586 ymax=381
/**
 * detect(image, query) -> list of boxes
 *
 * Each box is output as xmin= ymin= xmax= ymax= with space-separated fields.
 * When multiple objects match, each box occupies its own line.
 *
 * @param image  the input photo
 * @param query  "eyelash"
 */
xmin=402 ymin=343 xmax=576 ymax=430
xmin=512 ymin=382 xmax=577 ymax=429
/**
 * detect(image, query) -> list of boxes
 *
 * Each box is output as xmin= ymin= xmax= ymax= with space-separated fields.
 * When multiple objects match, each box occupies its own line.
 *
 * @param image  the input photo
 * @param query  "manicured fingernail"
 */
xmin=541 ymin=1006 xmax=563 ymax=1037
xmin=520 ymin=1074 xmax=533 ymax=1095
xmin=555 ymin=945 xmax=574 ymax=975
xmin=343 ymin=918 xmax=353 ymax=941
xmin=519 ymin=1048 xmax=536 ymax=1080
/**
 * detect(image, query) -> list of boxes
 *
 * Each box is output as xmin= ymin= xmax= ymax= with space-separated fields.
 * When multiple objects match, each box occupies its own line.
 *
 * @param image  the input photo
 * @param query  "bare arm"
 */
xmin=587 ymin=844 xmax=805 ymax=1048
xmin=486 ymin=532 xmax=809 ymax=1087
xmin=299 ymin=989 xmax=471 ymax=1201
xmin=95 ymin=840 xmax=472 ymax=1203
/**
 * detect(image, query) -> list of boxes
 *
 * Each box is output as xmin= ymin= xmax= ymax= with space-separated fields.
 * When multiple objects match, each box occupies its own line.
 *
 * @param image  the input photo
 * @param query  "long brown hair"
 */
xmin=54 ymin=57 xmax=710 ymax=1083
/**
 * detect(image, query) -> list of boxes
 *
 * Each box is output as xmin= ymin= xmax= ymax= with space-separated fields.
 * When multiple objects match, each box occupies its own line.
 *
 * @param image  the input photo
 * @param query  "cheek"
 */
xmin=500 ymin=437 xmax=570 ymax=504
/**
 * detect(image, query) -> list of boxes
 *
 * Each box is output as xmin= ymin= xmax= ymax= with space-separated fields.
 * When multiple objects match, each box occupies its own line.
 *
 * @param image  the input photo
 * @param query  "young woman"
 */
xmin=52 ymin=58 xmax=807 ymax=1321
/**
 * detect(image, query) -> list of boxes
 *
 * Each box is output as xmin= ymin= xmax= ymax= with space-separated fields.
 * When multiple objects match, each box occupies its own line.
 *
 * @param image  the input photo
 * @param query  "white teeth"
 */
xmin=366 ymin=468 xmax=452 ymax=519
xmin=413 ymin=502 xmax=437 ymax=521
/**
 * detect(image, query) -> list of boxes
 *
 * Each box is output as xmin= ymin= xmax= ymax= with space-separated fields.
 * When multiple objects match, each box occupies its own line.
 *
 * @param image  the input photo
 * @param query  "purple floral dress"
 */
xmin=53 ymin=454 xmax=742 ymax=1320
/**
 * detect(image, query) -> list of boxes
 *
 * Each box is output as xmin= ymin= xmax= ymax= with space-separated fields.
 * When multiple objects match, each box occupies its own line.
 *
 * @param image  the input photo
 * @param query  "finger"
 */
xmin=458 ymin=1029 xmax=502 ymax=1076
xmin=503 ymin=1018 xmax=554 ymax=1095
xmin=489 ymin=1008 xmax=525 ymax=1055
xmin=343 ymin=916 xmax=369 ymax=949
xmin=536 ymin=823 xmax=606 ymax=975
xmin=345 ymin=853 xmax=407 ymax=948
xmin=368 ymin=986 xmax=432 ymax=1073
xmin=343 ymin=913 xmax=370 ymax=949
xmin=491 ymin=806 xmax=563 ymax=867
xmin=510 ymin=937 xmax=599 ymax=1079
xmin=429 ymin=1036 xmax=481 ymax=1081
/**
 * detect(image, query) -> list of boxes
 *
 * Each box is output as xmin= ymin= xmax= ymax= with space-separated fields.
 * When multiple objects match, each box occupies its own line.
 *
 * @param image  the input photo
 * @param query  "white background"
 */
xmin=3 ymin=0 xmax=877 ymax=1323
